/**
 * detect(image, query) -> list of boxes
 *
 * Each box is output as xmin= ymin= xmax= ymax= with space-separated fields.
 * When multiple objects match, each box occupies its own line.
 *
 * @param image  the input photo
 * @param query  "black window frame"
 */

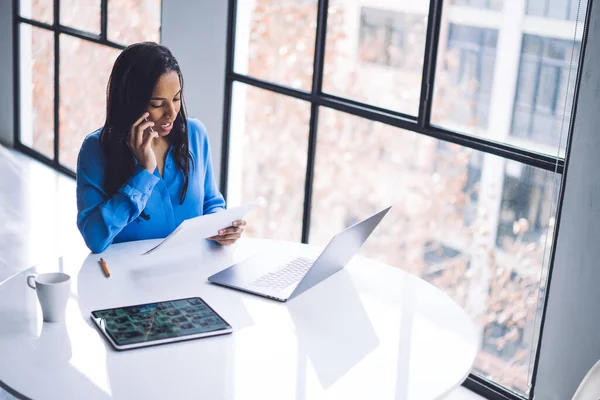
xmin=220 ymin=0 xmax=592 ymax=399
xmin=11 ymin=0 xmax=162 ymax=177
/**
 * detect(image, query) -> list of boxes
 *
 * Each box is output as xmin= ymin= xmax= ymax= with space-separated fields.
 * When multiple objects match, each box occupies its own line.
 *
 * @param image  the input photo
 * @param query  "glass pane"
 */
xmin=234 ymin=0 xmax=317 ymax=91
xmin=526 ymin=0 xmax=546 ymax=16
xmin=323 ymin=2 xmax=429 ymax=115
xmin=19 ymin=24 xmax=54 ymax=159
xmin=568 ymin=0 xmax=583 ymax=20
xmin=20 ymin=0 xmax=53 ymax=24
xmin=310 ymin=107 xmax=558 ymax=395
xmin=452 ymin=0 xmax=503 ymax=10
xmin=547 ymin=0 xmax=570 ymax=20
xmin=60 ymin=0 xmax=101 ymax=34
xmin=509 ymin=36 xmax=581 ymax=152
xmin=433 ymin=23 xmax=498 ymax=131
xmin=107 ymin=0 xmax=162 ymax=45
xmin=526 ymin=0 xmax=587 ymax=19
xmin=432 ymin=2 xmax=585 ymax=157
xmin=59 ymin=35 xmax=120 ymax=170
xmin=226 ymin=82 xmax=311 ymax=241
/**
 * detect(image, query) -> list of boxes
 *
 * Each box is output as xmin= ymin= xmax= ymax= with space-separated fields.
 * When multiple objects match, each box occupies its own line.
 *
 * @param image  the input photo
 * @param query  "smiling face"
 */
xmin=146 ymin=70 xmax=182 ymax=137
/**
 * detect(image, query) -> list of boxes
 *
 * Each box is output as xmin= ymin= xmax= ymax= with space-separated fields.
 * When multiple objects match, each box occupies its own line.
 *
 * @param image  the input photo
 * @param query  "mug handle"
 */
xmin=26 ymin=275 xmax=37 ymax=290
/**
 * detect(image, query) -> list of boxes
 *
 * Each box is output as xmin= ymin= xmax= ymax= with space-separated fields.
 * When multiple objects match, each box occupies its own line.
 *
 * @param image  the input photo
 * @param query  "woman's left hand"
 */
xmin=208 ymin=219 xmax=246 ymax=245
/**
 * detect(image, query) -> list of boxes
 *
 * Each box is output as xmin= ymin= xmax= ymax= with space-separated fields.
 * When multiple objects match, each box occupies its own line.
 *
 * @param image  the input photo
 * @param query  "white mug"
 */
xmin=26 ymin=273 xmax=71 ymax=323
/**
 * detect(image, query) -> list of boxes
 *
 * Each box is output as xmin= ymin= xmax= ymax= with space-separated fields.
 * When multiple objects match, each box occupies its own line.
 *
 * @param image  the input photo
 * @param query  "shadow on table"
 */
xmin=74 ymin=248 xmax=250 ymax=399
xmin=286 ymin=269 xmax=380 ymax=390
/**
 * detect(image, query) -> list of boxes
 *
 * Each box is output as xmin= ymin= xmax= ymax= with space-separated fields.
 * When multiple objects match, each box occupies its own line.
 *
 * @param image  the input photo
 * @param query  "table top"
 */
xmin=0 ymin=238 xmax=479 ymax=400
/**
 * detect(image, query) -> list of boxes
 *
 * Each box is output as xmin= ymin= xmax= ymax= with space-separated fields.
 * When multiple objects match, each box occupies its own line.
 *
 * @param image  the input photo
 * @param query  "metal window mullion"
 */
xmin=219 ymin=0 xmax=238 ymax=199
xmin=301 ymin=0 xmax=329 ymax=244
xmin=100 ymin=0 xmax=107 ymax=40
xmin=15 ymin=17 xmax=127 ymax=50
xmin=229 ymin=71 xmax=564 ymax=173
xmin=418 ymin=0 xmax=444 ymax=129
xmin=301 ymin=104 xmax=320 ymax=244
xmin=12 ymin=0 xmax=21 ymax=148
xmin=53 ymin=0 xmax=59 ymax=164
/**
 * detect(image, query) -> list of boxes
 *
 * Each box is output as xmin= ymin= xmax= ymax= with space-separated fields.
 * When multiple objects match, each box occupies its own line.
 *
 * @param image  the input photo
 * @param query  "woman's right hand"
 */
xmin=128 ymin=112 xmax=158 ymax=173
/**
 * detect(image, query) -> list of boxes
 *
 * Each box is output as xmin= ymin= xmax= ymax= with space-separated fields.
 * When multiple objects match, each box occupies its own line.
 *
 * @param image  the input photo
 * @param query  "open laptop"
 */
xmin=207 ymin=206 xmax=391 ymax=302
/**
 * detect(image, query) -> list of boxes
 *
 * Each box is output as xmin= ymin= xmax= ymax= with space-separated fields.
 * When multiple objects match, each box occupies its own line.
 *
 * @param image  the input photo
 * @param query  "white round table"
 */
xmin=0 ymin=238 xmax=478 ymax=400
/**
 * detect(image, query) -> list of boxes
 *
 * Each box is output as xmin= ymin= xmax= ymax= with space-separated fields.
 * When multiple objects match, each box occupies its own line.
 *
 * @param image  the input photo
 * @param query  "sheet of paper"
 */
xmin=142 ymin=200 xmax=259 ymax=255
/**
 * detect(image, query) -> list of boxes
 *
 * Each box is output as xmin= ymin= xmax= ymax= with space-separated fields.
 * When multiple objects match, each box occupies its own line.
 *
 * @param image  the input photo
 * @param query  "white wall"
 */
xmin=0 ymin=0 xmax=14 ymax=147
xmin=161 ymin=0 xmax=229 ymax=185
xmin=534 ymin=0 xmax=600 ymax=398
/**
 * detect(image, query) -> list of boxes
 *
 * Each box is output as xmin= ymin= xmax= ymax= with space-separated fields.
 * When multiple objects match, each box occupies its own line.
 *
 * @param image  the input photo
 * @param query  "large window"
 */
xmin=15 ymin=0 xmax=161 ymax=174
xmin=225 ymin=0 xmax=587 ymax=399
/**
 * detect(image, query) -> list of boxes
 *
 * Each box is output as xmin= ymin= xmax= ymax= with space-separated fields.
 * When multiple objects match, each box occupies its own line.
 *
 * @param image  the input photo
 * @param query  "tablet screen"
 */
xmin=92 ymin=297 xmax=231 ymax=346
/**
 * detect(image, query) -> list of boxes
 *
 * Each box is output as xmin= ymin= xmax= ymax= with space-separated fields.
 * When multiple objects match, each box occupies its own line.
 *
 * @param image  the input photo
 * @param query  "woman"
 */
xmin=76 ymin=42 xmax=245 ymax=253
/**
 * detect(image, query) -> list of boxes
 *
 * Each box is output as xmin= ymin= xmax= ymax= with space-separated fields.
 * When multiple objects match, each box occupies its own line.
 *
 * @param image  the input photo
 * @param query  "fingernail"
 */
xmin=219 ymin=230 xmax=224 ymax=235
xmin=233 ymin=222 xmax=238 ymax=226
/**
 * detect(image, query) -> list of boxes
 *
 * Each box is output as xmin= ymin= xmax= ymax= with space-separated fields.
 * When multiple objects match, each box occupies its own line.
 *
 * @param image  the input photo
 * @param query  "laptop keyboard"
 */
xmin=252 ymin=257 xmax=314 ymax=291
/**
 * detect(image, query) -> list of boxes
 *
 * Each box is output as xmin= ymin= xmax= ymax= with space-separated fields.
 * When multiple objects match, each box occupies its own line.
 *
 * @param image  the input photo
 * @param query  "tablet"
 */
xmin=90 ymin=297 xmax=232 ymax=351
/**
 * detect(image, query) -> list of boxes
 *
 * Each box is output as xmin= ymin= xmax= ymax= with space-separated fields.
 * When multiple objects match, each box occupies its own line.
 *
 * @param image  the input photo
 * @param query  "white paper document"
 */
xmin=142 ymin=200 xmax=259 ymax=255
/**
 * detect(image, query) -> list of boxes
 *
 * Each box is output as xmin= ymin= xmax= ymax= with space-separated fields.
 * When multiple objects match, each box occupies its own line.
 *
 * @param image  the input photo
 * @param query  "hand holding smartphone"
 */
xmin=128 ymin=112 xmax=158 ymax=173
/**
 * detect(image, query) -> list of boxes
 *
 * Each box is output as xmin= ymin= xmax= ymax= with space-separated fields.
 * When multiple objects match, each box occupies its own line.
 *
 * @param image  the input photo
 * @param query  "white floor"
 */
xmin=0 ymin=146 xmax=484 ymax=400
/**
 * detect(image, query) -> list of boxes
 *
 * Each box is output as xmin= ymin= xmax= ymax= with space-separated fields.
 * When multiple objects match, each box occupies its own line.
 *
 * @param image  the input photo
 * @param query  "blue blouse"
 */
xmin=76 ymin=118 xmax=226 ymax=253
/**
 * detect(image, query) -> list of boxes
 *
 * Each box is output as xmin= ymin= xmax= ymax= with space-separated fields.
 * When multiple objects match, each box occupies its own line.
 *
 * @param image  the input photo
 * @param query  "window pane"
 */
xmin=432 ymin=23 xmax=498 ymax=132
xmin=547 ymin=0 xmax=570 ymax=20
xmin=20 ymin=0 xmax=53 ymax=24
xmin=526 ymin=0 xmax=546 ymax=16
xmin=568 ymin=0 xmax=583 ymax=20
xmin=510 ymin=36 xmax=581 ymax=152
xmin=226 ymin=83 xmax=311 ymax=241
xmin=19 ymin=24 xmax=54 ymax=159
xmin=323 ymin=2 xmax=429 ymax=115
xmin=310 ymin=108 xmax=558 ymax=395
xmin=234 ymin=0 xmax=317 ymax=91
xmin=452 ymin=0 xmax=503 ymax=9
xmin=59 ymin=35 xmax=120 ymax=170
xmin=432 ymin=2 xmax=584 ymax=157
xmin=107 ymin=0 xmax=162 ymax=45
xmin=526 ymin=0 xmax=587 ymax=20
xmin=60 ymin=0 xmax=101 ymax=34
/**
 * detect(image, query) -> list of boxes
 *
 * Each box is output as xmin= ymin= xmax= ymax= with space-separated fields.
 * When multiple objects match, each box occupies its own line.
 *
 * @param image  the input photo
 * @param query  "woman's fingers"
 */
xmin=216 ymin=233 xmax=241 ymax=241
xmin=142 ymin=129 xmax=158 ymax=148
xmin=208 ymin=221 xmax=247 ymax=245
xmin=132 ymin=112 xmax=150 ymax=129
xmin=218 ymin=226 xmax=240 ymax=235
xmin=135 ymin=121 xmax=154 ymax=147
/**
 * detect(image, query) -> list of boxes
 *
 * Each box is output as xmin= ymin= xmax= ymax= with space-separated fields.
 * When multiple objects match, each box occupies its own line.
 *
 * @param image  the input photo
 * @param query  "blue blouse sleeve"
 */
xmin=189 ymin=119 xmax=226 ymax=215
xmin=76 ymin=133 xmax=160 ymax=253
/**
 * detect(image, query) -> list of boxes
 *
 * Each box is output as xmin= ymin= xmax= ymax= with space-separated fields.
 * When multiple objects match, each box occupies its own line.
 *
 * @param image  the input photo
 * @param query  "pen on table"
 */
xmin=99 ymin=258 xmax=111 ymax=278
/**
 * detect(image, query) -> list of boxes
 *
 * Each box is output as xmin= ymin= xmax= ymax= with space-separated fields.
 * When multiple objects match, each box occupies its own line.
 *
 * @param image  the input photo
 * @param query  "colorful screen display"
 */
xmin=92 ymin=297 xmax=230 ymax=346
